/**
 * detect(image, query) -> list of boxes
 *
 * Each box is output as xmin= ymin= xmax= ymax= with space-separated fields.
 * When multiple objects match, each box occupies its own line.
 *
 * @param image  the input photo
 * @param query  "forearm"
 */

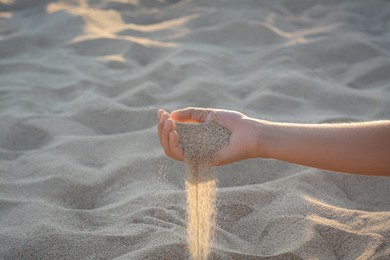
xmin=255 ymin=120 xmax=390 ymax=176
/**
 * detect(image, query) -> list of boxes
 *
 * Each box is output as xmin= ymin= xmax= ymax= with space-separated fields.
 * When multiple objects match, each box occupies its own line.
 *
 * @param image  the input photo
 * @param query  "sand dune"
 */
xmin=0 ymin=0 xmax=389 ymax=259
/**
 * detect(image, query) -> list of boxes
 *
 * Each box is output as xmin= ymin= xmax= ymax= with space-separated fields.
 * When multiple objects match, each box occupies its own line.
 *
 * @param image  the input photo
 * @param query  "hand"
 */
xmin=158 ymin=107 xmax=390 ymax=175
xmin=157 ymin=107 xmax=262 ymax=166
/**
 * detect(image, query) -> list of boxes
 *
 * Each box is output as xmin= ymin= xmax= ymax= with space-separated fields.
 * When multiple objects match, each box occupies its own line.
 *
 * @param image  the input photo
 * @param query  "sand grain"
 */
xmin=176 ymin=121 xmax=230 ymax=260
xmin=1 ymin=0 xmax=390 ymax=259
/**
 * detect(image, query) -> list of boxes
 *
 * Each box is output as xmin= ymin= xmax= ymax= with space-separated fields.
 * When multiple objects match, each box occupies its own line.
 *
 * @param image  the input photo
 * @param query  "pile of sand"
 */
xmin=176 ymin=121 xmax=230 ymax=166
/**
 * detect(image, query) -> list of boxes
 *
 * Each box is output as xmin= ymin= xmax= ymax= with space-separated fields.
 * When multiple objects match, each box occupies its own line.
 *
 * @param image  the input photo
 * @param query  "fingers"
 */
xmin=161 ymin=118 xmax=174 ymax=157
xmin=157 ymin=109 xmax=164 ymax=121
xmin=158 ymin=110 xmax=169 ymax=146
xmin=171 ymin=107 xmax=212 ymax=123
xmin=169 ymin=129 xmax=184 ymax=161
xmin=157 ymin=109 xmax=184 ymax=161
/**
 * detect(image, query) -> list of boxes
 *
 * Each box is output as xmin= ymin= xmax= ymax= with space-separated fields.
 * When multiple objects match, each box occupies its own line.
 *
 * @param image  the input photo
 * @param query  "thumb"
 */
xmin=170 ymin=107 xmax=213 ymax=123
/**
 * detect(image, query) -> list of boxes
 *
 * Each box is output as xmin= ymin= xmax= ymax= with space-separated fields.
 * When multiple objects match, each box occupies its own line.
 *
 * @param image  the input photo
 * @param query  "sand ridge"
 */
xmin=0 ymin=0 xmax=389 ymax=259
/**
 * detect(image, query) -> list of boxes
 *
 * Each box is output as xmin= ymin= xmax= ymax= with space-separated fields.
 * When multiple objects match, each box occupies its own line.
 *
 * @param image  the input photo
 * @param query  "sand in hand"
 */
xmin=175 ymin=121 xmax=231 ymax=260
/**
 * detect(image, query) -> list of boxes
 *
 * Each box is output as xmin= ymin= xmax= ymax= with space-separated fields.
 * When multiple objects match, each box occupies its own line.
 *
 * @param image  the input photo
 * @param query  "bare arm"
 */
xmin=256 ymin=120 xmax=390 ymax=176
xmin=158 ymin=107 xmax=390 ymax=176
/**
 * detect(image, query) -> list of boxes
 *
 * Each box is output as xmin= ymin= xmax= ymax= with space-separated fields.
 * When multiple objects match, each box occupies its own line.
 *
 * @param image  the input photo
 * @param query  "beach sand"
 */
xmin=0 ymin=0 xmax=390 ymax=259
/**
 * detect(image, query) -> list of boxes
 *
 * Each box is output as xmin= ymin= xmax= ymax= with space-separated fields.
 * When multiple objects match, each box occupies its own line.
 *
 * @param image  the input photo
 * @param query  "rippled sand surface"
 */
xmin=0 ymin=0 xmax=389 ymax=259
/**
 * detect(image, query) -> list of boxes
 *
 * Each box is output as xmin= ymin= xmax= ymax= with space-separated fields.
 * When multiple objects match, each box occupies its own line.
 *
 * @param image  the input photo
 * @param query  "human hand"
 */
xmin=157 ymin=107 xmax=262 ymax=166
xmin=158 ymin=107 xmax=390 ymax=175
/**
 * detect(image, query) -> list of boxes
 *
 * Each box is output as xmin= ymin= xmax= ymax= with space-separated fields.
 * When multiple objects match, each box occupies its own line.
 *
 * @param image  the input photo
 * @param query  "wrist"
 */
xmin=252 ymin=119 xmax=275 ymax=159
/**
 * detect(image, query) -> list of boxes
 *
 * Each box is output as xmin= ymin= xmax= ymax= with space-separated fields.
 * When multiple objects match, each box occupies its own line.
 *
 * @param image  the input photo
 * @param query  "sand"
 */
xmin=1 ymin=0 xmax=390 ymax=259
xmin=176 ymin=121 xmax=230 ymax=260
xmin=176 ymin=121 xmax=230 ymax=165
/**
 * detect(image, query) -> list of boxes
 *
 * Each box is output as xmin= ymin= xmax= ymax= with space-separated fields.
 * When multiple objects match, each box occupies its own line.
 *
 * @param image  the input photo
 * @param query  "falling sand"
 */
xmin=176 ymin=120 xmax=231 ymax=260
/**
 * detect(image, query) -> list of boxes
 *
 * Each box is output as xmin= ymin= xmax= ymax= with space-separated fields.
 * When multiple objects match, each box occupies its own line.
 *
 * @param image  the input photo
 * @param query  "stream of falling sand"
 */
xmin=176 ymin=121 xmax=230 ymax=260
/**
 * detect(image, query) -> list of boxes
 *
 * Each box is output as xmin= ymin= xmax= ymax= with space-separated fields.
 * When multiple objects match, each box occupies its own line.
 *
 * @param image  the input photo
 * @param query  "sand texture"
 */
xmin=176 ymin=121 xmax=230 ymax=260
xmin=1 ymin=0 xmax=390 ymax=259
xmin=176 ymin=121 xmax=230 ymax=165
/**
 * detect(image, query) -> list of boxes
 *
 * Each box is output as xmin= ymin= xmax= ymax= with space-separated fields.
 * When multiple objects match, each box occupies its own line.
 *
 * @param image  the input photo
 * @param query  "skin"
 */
xmin=158 ymin=107 xmax=390 ymax=176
